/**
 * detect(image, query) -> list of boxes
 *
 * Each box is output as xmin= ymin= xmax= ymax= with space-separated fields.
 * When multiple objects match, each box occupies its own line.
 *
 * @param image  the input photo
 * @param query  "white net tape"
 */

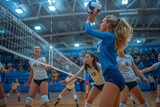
xmin=0 ymin=6 xmax=82 ymax=79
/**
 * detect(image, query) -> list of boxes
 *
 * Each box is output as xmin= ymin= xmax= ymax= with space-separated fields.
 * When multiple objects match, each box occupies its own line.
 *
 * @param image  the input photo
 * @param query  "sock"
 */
xmin=85 ymin=102 xmax=92 ymax=107
xmin=54 ymin=98 xmax=60 ymax=106
xmin=142 ymin=101 xmax=150 ymax=107
xmin=119 ymin=103 xmax=126 ymax=107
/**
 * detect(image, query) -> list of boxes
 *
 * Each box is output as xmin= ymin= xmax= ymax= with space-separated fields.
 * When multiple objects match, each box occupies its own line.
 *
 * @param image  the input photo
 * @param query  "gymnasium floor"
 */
xmin=6 ymin=91 xmax=157 ymax=107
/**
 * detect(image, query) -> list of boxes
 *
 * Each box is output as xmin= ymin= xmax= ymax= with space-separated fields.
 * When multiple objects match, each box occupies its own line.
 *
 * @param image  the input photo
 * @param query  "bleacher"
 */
xmin=1 ymin=71 xmax=83 ymax=92
xmin=1 ymin=45 xmax=160 ymax=92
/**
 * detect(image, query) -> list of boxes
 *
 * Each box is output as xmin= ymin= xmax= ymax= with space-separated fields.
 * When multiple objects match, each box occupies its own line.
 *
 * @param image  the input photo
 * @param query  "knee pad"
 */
xmin=0 ymin=97 xmax=7 ymax=105
xmin=85 ymin=102 xmax=92 ymax=107
xmin=142 ymin=101 xmax=150 ymax=107
xmin=119 ymin=103 xmax=126 ymax=107
xmin=73 ymin=94 xmax=77 ymax=99
xmin=26 ymin=96 xmax=33 ymax=105
xmin=17 ymin=93 xmax=20 ymax=96
xmin=7 ymin=93 xmax=10 ymax=97
xmin=156 ymin=98 xmax=160 ymax=103
xmin=41 ymin=95 xmax=49 ymax=103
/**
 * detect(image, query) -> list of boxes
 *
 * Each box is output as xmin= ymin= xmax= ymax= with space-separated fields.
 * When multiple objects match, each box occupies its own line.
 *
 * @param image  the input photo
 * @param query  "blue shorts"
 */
xmin=103 ymin=68 xmax=125 ymax=91
xmin=94 ymin=84 xmax=104 ymax=91
xmin=33 ymin=78 xmax=48 ymax=86
xmin=125 ymin=81 xmax=137 ymax=90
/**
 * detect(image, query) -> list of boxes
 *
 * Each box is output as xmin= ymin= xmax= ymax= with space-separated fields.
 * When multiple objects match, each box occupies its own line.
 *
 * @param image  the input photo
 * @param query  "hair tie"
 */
xmin=115 ymin=19 xmax=120 ymax=27
xmin=117 ymin=19 xmax=120 ymax=22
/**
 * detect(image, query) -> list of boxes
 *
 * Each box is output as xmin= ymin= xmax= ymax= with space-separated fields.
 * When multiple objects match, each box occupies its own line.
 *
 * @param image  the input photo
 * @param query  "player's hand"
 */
xmin=6 ymin=67 xmax=12 ymax=73
xmin=24 ymin=82 xmax=30 ymax=86
xmin=60 ymin=80 xmax=68 ymax=85
xmin=140 ymin=70 xmax=145 ymax=74
xmin=87 ymin=9 xmax=98 ymax=23
xmin=45 ymin=66 xmax=52 ymax=71
xmin=143 ymin=78 xmax=149 ymax=85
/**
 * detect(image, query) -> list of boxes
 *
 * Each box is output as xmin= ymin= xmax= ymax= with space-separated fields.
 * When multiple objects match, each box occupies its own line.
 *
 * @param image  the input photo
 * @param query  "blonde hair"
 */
xmin=105 ymin=15 xmax=133 ymax=51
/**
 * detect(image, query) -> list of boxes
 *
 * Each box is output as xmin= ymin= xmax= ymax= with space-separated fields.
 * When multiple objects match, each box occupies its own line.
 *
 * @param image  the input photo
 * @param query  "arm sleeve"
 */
xmin=85 ymin=23 xmax=115 ymax=41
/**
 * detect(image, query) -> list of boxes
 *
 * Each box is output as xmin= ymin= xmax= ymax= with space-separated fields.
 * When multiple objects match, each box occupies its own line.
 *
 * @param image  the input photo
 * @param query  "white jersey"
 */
xmin=65 ymin=77 xmax=76 ymax=89
xmin=0 ymin=62 xmax=3 ymax=70
xmin=29 ymin=57 xmax=48 ymax=80
xmin=80 ymin=62 xmax=105 ymax=85
xmin=153 ymin=62 xmax=160 ymax=69
xmin=12 ymin=82 xmax=20 ymax=89
xmin=117 ymin=55 xmax=137 ymax=82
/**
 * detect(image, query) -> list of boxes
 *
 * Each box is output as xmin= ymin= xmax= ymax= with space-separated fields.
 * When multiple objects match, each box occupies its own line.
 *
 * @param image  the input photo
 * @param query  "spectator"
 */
xmin=148 ymin=74 xmax=156 ymax=92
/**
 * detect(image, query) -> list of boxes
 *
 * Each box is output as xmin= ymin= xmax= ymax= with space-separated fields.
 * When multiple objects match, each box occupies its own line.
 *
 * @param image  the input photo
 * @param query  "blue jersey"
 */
xmin=85 ymin=23 xmax=118 ymax=74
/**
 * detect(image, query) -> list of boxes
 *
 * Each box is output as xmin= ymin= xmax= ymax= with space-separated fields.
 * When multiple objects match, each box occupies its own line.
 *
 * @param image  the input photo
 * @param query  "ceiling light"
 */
xmin=136 ymin=40 xmax=142 ymax=44
xmin=34 ymin=26 xmax=41 ymax=30
xmin=74 ymin=44 xmax=79 ymax=47
xmin=15 ymin=9 xmax=23 ymax=14
xmin=50 ymin=46 xmax=53 ymax=49
xmin=84 ymin=2 xmax=88 ymax=7
xmin=48 ymin=5 xmax=56 ymax=11
xmin=122 ymin=0 xmax=128 ymax=5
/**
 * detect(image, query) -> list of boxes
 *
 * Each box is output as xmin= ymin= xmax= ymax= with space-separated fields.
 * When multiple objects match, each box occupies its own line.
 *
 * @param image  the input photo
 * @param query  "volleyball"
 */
xmin=86 ymin=0 xmax=102 ymax=14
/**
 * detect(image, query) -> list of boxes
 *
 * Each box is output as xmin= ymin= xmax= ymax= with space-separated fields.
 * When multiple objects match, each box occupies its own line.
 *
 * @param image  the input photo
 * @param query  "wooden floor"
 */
xmin=6 ymin=91 xmax=157 ymax=107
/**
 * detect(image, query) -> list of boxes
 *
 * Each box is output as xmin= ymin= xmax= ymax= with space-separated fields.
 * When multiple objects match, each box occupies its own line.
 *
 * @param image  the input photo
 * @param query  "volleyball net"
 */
xmin=0 ymin=6 xmax=83 ymax=79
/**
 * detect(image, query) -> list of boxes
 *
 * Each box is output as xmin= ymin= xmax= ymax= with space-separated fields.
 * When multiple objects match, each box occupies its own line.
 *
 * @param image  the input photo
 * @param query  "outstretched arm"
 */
xmin=85 ymin=10 xmax=114 ymax=40
xmin=1 ymin=67 xmax=11 ymax=73
xmin=140 ymin=65 xmax=156 ymax=74
xmin=85 ymin=23 xmax=114 ymax=40
xmin=132 ymin=62 xmax=149 ymax=83
xmin=60 ymin=69 xmax=84 ymax=85
xmin=67 ymin=70 xmax=84 ymax=83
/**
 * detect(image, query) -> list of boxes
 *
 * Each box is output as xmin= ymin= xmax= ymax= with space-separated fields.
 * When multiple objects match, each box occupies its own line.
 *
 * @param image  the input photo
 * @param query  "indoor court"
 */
xmin=6 ymin=91 xmax=157 ymax=107
xmin=0 ymin=0 xmax=160 ymax=107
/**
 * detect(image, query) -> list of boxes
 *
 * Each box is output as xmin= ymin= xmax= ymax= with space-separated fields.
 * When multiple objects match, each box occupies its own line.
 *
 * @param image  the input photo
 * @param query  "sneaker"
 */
xmin=18 ymin=96 xmax=21 ymax=102
xmin=76 ymin=103 xmax=79 ymax=107
xmin=133 ymin=101 xmax=138 ymax=107
xmin=54 ymin=101 xmax=59 ymax=106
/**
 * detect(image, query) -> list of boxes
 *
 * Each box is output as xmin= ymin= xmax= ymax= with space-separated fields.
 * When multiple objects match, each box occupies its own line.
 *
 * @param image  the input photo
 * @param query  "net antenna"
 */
xmin=49 ymin=12 xmax=53 ymax=66
xmin=0 ymin=6 xmax=83 ymax=79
